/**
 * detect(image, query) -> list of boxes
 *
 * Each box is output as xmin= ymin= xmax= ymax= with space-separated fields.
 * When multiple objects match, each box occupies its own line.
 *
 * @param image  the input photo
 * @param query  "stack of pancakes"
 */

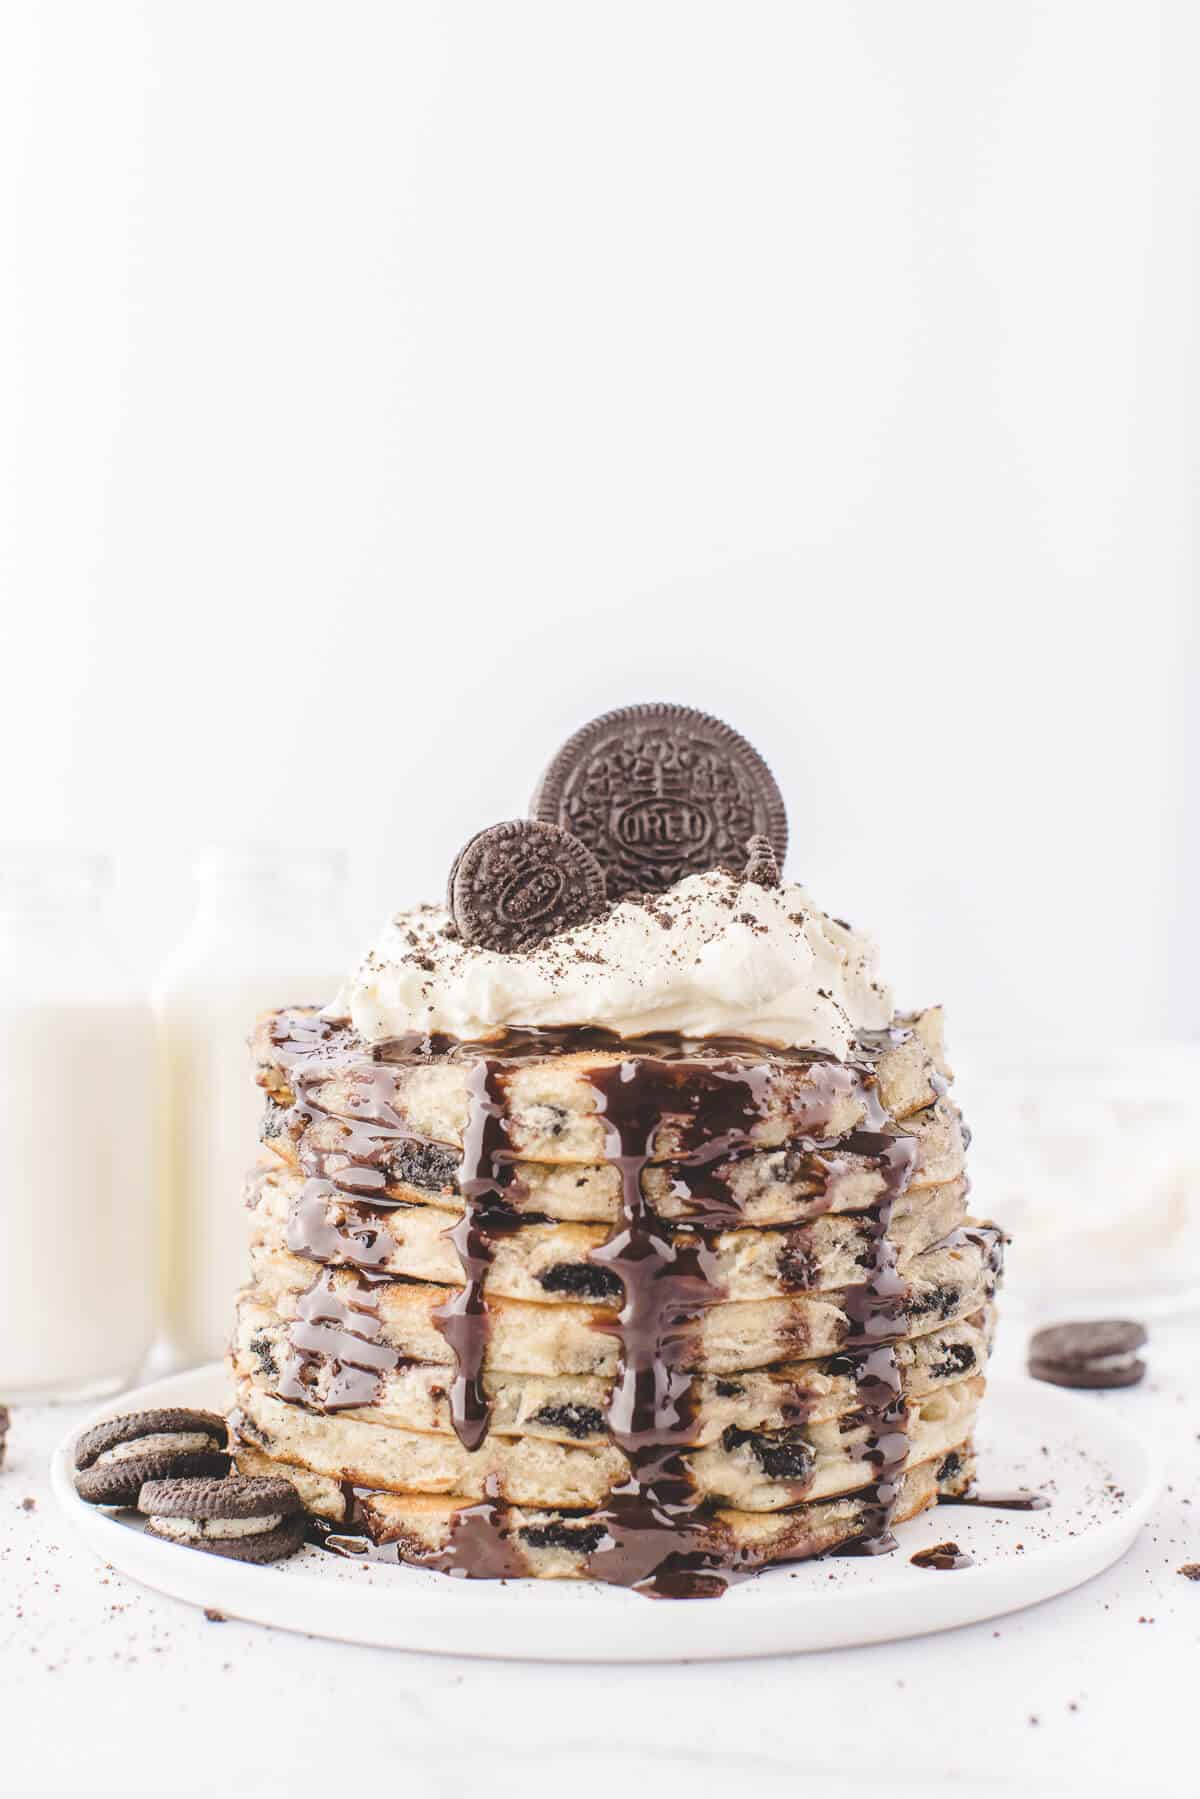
xmin=228 ymin=1001 xmax=1001 ymax=1594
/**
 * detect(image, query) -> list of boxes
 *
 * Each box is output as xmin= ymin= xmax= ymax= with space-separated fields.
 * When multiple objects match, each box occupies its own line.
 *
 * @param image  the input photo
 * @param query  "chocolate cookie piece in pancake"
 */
xmin=531 ymin=702 xmax=788 ymax=900
xmin=74 ymin=1409 xmax=231 ymax=1507
xmin=448 ymin=820 xmax=607 ymax=952
xmin=140 ymin=1474 xmax=305 ymax=1563
xmin=1028 ymin=1319 xmax=1147 ymax=1389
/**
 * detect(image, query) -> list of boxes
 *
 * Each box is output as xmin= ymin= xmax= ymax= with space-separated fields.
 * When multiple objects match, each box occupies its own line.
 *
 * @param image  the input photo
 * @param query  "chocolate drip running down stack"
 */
xmin=227 ymin=706 xmax=1005 ymax=1595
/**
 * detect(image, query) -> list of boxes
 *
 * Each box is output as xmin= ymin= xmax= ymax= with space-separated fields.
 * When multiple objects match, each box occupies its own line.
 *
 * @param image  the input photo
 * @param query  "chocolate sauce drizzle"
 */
xmin=433 ymin=1060 xmax=514 ymax=1452
xmin=286 ymin=1177 xmax=393 ymax=1271
xmin=286 ymin=1055 xmax=451 ymax=1202
xmin=274 ymin=1264 xmax=402 ymax=1414
xmin=580 ymin=1058 xmax=739 ymax=1597
xmin=319 ymin=1478 xmax=526 ymax=1580
xmin=278 ymin=1031 xmax=518 ymax=1451
xmin=268 ymin=1015 xmax=943 ymax=1594
xmin=271 ymin=1011 xmax=861 ymax=1075
xmin=444 ymin=1050 xmax=917 ymax=1596
xmin=940 ymin=1487 xmax=1049 ymax=1513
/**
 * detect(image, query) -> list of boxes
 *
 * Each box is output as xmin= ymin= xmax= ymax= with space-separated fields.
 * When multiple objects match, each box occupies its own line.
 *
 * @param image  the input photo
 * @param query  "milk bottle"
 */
xmin=0 ymin=853 xmax=156 ymax=1399
xmin=154 ymin=849 xmax=350 ymax=1366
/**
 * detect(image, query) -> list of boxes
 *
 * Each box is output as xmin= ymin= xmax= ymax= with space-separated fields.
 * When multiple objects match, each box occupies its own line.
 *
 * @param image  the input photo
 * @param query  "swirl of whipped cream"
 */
xmin=330 ymin=869 xmax=893 ymax=1057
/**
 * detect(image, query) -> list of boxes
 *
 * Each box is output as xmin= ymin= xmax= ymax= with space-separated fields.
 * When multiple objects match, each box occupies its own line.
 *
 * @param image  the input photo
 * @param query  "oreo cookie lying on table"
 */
xmin=138 ymin=1474 xmax=305 ymax=1563
xmin=531 ymin=701 xmax=789 ymax=900
xmin=1027 ymin=1320 xmax=1147 ymax=1390
xmin=74 ymin=1409 xmax=230 ymax=1506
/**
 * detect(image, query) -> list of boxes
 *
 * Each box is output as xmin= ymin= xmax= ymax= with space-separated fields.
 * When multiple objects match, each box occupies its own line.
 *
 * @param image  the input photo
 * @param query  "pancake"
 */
xmin=246 ymin=1159 xmax=970 ymax=1302
xmin=232 ymin=1438 xmax=977 ymax=1581
xmin=258 ymin=1094 xmax=967 ymax=1225
xmin=243 ymin=1224 xmax=1002 ymax=1378
xmin=231 ymin=1372 xmax=982 ymax=1511
xmin=232 ymin=1295 xmax=993 ymax=1445
xmin=253 ymin=1005 xmax=951 ymax=1174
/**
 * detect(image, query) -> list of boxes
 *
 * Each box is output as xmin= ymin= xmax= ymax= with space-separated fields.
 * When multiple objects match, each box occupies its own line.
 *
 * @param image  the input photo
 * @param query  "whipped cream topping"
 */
xmin=330 ymin=868 xmax=894 ymax=1057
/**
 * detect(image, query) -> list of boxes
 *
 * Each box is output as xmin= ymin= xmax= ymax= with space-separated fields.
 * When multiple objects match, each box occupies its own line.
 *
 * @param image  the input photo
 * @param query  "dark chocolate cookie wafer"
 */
xmin=531 ymin=703 xmax=788 ymax=900
xmin=744 ymin=835 xmax=781 ymax=888
xmin=74 ymin=1408 xmax=231 ymax=1507
xmin=0 ymin=1404 xmax=9 ymax=1469
xmin=139 ymin=1474 xmax=305 ymax=1563
xmin=448 ymin=819 xmax=607 ymax=952
xmin=1027 ymin=1320 xmax=1147 ymax=1390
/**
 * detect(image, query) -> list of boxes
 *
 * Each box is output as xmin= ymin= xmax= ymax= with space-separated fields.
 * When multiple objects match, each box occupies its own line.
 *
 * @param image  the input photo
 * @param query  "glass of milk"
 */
xmin=154 ymin=847 xmax=352 ymax=1368
xmin=0 ymin=851 xmax=157 ymax=1400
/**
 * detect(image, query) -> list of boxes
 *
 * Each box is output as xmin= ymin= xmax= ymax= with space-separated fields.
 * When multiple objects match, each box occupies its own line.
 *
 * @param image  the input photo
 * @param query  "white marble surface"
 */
xmin=4 ymin=1313 xmax=1199 ymax=1799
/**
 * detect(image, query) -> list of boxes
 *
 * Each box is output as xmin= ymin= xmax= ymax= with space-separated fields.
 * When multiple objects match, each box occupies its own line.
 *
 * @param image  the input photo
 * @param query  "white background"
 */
xmin=1 ymin=0 xmax=1196 ymax=1042
xmin=2 ymin=15 xmax=1199 ymax=1798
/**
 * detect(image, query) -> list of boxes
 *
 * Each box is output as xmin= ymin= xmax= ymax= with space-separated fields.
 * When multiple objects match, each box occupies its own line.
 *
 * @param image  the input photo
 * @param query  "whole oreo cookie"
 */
xmin=139 ymin=1474 xmax=306 ymax=1564
xmin=448 ymin=820 xmax=608 ymax=952
xmin=1027 ymin=1319 xmax=1147 ymax=1390
xmin=74 ymin=1408 xmax=231 ymax=1507
xmin=531 ymin=703 xmax=788 ymax=900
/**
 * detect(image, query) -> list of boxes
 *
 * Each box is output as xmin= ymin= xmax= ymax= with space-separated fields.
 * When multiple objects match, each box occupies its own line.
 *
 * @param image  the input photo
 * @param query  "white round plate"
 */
xmin=51 ymin=1365 xmax=1160 ymax=1662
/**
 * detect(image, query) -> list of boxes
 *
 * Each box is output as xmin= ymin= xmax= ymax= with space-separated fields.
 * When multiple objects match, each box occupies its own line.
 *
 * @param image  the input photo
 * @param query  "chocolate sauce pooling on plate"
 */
xmin=940 ymin=1488 xmax=1050 ymax=1513
xmin=271 ymin=1017 xmax=933 ymax=1595
xmin=910 ymin=1541 xmax=973 ymax=1571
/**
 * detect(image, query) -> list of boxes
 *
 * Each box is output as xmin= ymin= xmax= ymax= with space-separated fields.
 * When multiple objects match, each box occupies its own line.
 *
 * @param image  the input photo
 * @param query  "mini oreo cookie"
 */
xmin=531 ymin=703 xmax=788 ymax=900
xmin=74 ymin=1408 xmax=230 ymax=1507
xmin=448 ymin=819 xmax=608 ymax=952
xmin=139 ymin=1474 xmax=305 ymax=1564
xmin=1027 ymin=1320 xmax=1147 ymax=1390
xmin=743 ymin=835 xmax=780 ymax=888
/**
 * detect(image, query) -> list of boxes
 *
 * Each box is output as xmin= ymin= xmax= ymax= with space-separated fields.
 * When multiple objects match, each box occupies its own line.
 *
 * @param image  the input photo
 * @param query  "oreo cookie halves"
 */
xmin=139 ymin=1475 xmax=305 ymax=1563
xmin=74 ymin=1409 xmax=231 ymax=1506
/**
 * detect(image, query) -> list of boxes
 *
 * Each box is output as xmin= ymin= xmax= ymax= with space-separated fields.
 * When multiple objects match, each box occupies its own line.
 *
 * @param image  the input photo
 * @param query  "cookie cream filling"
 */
xmin=96 ymin=1432 xmax=217 ymax=1465
xmin=150 ymin=1513 xmax=281 ymax=1541
xmin=330 ymin=868 xmax=893 ymax=1057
